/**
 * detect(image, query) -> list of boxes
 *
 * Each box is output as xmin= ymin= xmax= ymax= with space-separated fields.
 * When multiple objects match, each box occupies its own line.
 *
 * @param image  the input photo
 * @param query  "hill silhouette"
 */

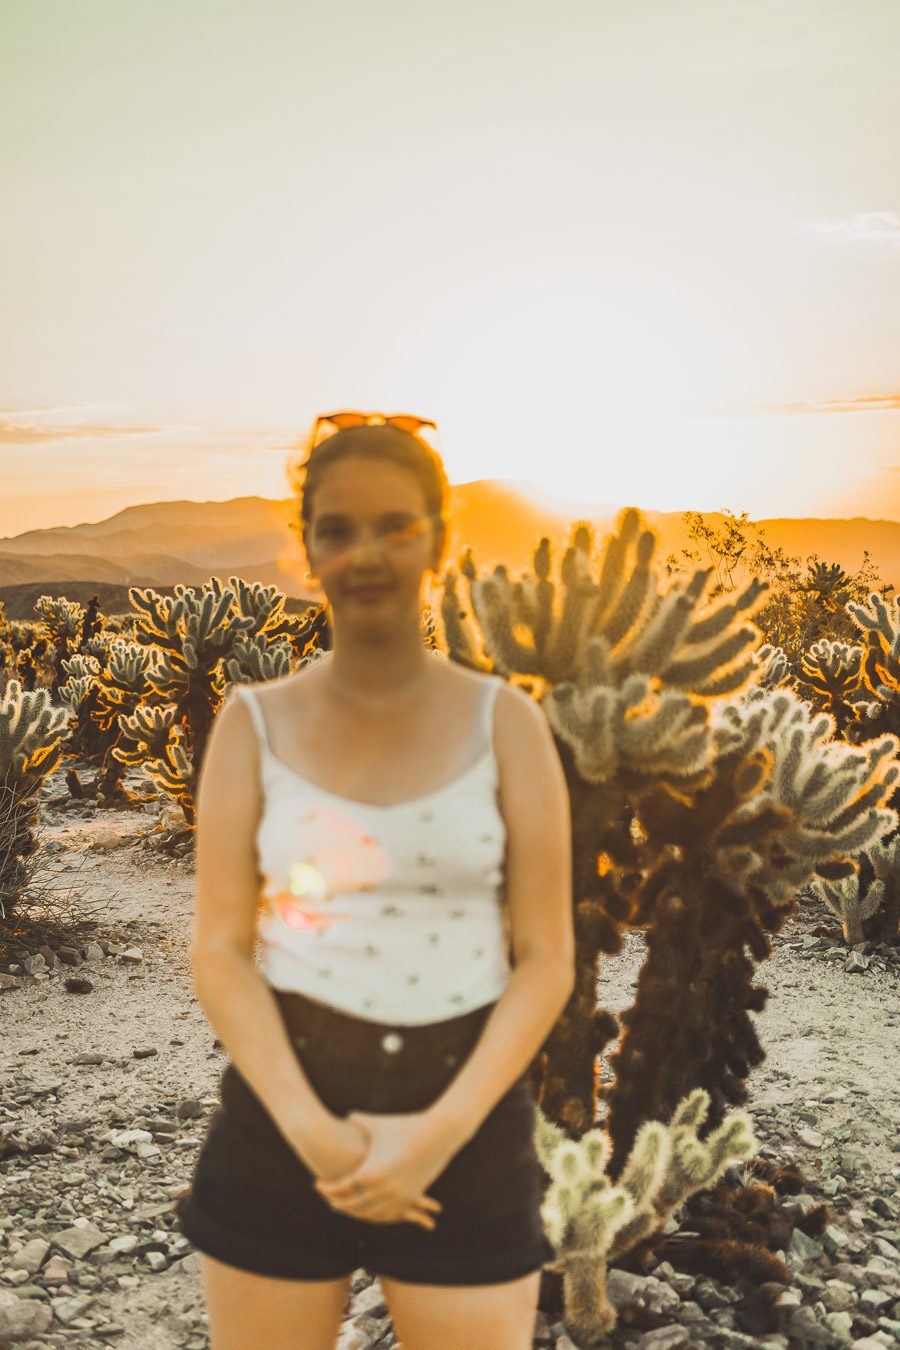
xmin=0 ymin=483 xmax=893 ymax=619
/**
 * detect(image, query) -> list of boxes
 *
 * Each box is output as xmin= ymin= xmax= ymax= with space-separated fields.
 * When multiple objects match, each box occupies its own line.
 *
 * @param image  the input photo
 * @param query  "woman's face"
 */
xmin=305 ymin=454 xmax=444 ymax=620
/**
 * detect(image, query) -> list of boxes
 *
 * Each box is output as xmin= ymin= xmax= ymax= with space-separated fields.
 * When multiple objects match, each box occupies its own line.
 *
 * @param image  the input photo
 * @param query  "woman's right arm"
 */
xmin=188 ymin=688 xmax=353 ymax=1173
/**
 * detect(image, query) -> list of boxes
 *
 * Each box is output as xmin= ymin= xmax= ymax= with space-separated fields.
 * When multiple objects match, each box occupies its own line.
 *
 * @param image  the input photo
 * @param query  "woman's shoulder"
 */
xmin=247 ymin=662 xmax=321 ymax=705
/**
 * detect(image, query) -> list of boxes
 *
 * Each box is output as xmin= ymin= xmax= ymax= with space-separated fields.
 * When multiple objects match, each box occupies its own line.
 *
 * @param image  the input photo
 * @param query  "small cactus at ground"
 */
xmin=535 ymin=1089 xmax=757 ymax=1343
xmin=808 ymin=834 xmax=900 ymax=943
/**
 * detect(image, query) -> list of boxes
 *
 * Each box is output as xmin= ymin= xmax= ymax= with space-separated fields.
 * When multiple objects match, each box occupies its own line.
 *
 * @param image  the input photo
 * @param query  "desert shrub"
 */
xmin=663 ymin=507 xmax=888 ymax=671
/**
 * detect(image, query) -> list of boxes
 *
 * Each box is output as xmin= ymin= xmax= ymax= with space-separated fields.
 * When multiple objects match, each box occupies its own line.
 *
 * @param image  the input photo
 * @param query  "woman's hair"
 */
xmin=287 ymin=422 xmax=451 ymax=575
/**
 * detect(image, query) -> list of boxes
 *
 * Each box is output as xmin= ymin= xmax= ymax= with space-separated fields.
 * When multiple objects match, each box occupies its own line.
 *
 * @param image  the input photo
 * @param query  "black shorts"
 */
xmin=174 ymin=987 xmax=556 ymax=1285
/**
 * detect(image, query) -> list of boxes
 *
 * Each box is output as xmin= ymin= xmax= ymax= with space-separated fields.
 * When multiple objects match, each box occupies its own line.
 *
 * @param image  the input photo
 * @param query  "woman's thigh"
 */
xmin=199 ymin=1251 xmax=353 ymax=1350
xmin=380 ymin=1268 xmax=543 ymax=1350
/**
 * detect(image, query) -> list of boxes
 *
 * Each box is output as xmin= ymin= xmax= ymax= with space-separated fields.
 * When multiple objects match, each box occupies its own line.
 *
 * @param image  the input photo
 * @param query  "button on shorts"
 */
xmin=174 ymin=988 xmax=556 ymax=1285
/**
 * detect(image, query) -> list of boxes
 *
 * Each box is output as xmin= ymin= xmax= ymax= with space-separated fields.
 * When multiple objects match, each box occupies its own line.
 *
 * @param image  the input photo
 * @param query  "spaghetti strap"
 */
xmin=479 ymin=676 xmax=501 ymax=754
xmin=234 ymin=685 xmax=271 ymax=756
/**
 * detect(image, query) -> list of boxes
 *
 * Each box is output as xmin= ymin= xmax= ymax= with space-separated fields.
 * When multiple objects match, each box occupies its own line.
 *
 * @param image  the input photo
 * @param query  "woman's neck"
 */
xmin=318 ymin=643 xmax=443 ymax=709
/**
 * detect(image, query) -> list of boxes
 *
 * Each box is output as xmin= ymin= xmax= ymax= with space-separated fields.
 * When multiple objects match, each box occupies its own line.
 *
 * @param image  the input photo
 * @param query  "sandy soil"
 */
xmin=1 ymin=773 xmax=898 ymax=1349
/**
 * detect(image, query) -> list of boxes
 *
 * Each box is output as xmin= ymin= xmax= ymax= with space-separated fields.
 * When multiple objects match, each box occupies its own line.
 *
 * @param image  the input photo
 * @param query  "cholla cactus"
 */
xmin=750 ymin=643 xmax=791 ymax=697
xmin=0 ymin=680 xmax=69 ymax=946
xmin=56 ymin=649 xmax=107 ymax=789
xmin=605 ymin=689 xmax=897 ymax=1169
xmin=57 ymin=640 xmax=160 ymax=805
xmin=795 ymin=638 xmax=864 ymax=737
xmin=34 ymin=594 xmax=89 ymax=695
xmin=81 ymin=633 xmax=111 ymax=662
xmin=446 ymin=511 xmax=768 ymax=697
xmin=808 ymin=834 xmax=900 ymax=944
xmin=223 ymin=632 xmax=295 ymax=686
xmin=119 ymin=577 xmax=332 ymax=822
xmin=535 ymin=1090 xmax=757 ymax=1343
xmin=58 ymin=651 xmax=104 ymax=717
xmin=438 ymin=510 xmax=899 ymax=1173
xmin=708 ymin=692 xmax=897 ymax=903
xmin=800 ymin=560 xmax=853 ymax=607
xmin=120 ymin=579 xmax=271 ymax=821
xmin=439 ymin=508 xmax=772 ymax=1141
xmin=9 ymin=628 xmax=52 ymax=693
xmin=0 ymin=598 xmax=11 ymax=668
xmin=83 ymin=639 xmax=159 ymax=804
xmin=793 ymin=592 xmax=900 ymax=748
xmin=78 ymin=594 xmax=104 ymax=650
xmin=114 ymin=700 xmax=189 ymax=815
xmin=0 ymin=679 xmax=68 ymax=793
xmin=846 ymin=591 xmax=900 ymax=732
xmin=440 ymin=568 xmax=484 ymax=672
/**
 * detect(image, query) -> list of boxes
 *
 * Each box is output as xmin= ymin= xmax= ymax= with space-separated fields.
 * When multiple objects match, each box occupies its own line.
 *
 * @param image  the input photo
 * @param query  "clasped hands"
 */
xmin=312 ymin=1108 xmax=459 ymax=1230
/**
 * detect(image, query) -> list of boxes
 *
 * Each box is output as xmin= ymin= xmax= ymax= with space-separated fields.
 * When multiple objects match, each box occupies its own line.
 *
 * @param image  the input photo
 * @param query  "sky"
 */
xmin=1 ymin=0 xmax=899 ymax=537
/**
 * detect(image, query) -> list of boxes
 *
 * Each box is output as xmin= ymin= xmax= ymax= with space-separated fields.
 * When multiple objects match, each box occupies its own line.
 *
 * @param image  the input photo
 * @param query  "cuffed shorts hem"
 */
xmin=174 ymin=1193 xmax=358 ymax=1282
xmin=175 ymin=1190 xmax=556 ymax=1287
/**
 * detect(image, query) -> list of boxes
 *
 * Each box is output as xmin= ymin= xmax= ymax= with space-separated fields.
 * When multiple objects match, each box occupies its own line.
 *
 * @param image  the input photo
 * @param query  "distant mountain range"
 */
xmin=0 ymin=481 xmax=891 ymax=620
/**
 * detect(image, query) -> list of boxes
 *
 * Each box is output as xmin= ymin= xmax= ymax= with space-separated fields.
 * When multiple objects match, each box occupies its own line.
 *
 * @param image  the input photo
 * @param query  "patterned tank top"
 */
xmin=231 ymin=674 xmax=512 ymax=1025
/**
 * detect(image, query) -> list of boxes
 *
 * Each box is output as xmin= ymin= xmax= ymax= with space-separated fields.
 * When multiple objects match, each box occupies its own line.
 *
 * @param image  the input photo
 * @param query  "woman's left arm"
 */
xmin=421 ymin=681 xmax=575 ymax=1151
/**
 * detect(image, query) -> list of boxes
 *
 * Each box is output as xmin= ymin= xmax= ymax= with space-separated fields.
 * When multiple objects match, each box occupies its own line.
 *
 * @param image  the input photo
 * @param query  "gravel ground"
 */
xmin=1 ymin=781 xmax=899 ymax=1349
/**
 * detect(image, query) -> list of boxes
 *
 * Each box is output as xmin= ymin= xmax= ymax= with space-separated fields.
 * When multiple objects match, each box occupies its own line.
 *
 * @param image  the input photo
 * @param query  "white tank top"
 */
xmin=232 ymin=675 xmax=512 ymax=1025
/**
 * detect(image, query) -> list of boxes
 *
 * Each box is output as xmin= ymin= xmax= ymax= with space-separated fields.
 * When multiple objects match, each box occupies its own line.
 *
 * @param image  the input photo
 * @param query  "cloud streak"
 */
xmin=703 ymin=393 xmax=900 ymax=418
xmin=0 ymin=405 xmax=162 ymax=444
xmin=807 ymin=211 xmax=900 ymax=246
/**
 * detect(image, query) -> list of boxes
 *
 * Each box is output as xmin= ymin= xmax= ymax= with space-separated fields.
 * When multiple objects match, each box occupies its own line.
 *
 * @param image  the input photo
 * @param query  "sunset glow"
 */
xmin=2 ymin=1 xmax=899 ymax=535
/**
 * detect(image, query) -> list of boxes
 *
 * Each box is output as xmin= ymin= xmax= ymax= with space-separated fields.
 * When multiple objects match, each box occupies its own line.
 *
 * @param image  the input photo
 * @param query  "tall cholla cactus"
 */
xmin=0 ymin=681 xmax=68 ymax=949
xmin=808 ymin=834 xmax=900 ymax=944
xmin=710 ymin=692 xmax=897 ymax=902
xmin=438 ymin=509 xmax=899 ymax=1180
xmin=535 ymin=1090 xmax=757 ymax=1344
xmin=604 ymin=688 xmax=897 ymax=1171
xmin=439 ymin=508 xmax=771 ymax=1142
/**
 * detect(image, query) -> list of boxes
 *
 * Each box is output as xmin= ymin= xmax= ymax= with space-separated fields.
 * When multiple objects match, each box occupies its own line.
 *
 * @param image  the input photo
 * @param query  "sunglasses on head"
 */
xmin=310 ymin=410 xmax=438 ymax=448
